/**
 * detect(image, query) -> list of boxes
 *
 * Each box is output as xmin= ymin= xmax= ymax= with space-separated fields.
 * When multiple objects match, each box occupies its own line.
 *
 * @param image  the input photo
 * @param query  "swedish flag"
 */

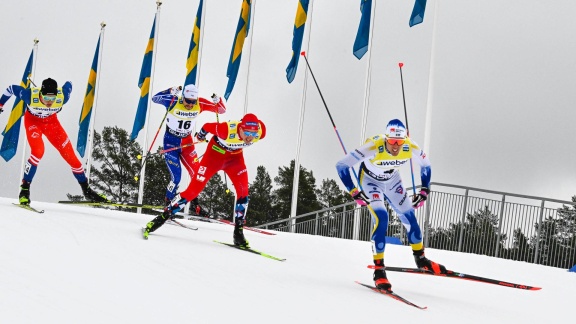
xmin=224 ymin=0 xmax=252 ymax=100
xmin=353 ymin=0 xmax=372 ymax=60
xmin=77 ymin=35 xmax=101 ymax=157
xmin=130 ymin=16 xmax=156 ymax=141
xmin=286 ymin=0 xmax=309 ymax=83
xmin=409 ymin=0 xmax=427 ymax=27
xmin=184 ymin=0 xmax=203 ymax=87
xmin=0 ymin=50 xmax=33 ymax=162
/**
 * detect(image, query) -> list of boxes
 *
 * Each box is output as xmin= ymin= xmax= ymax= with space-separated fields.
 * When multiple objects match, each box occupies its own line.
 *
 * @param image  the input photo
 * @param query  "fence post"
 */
xmin=340 ymin=210 xmax=346 ymax=239
xmin=457 ymin=189 xmax=469 ymax=252
xmin=353 ymin=205 xmax=360 ymax=240
xmin=534 ymin=199 xmax=546 ymax=264
xmin=423 ymin=188 xmax=432 ymax=246
xmin=495 ymin=194 xmax=506 ymax=258
xmin=314 ymin=212 xmax=319 ymax=235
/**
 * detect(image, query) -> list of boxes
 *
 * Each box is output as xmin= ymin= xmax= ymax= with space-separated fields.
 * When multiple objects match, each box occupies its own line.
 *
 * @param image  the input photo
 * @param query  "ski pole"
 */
xmin=27 ymin=77 xmax=37 ymax=87
xmin=136 ymin=139 xmax=207 ymax=159
xmin=300 ymin=52 xmax=349 ymax=155
xmin=300 ymin=51 xmax=376 ymax=216
xmin=134 ymin=86 xmax=181 ymax=181
xmin=398 ymin=63 xmax=417 ymax=195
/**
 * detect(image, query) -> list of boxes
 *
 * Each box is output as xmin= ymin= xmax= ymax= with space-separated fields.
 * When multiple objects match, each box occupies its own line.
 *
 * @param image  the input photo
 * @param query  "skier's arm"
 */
xmin=62 ymin=81 xmax=72 ymax=104
xmin=411 ymin=143 xmax=431 ymax=189
xmin=152 ymin=87 xmax=180 ymax=109
xmin=335 ymin=141 xmax=377 ymax=192
xmin=196 ymin=121 xmax=229 ymax=142
xmin=0 ymin=85 xmax=28 ymax=110
xmin=198 ymin=95 xmax=226 ymax=114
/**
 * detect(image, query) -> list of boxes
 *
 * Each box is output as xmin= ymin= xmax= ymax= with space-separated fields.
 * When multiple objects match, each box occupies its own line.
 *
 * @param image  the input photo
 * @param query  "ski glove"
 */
xmin=195 ymin=128 xmax=208 ymax=142
xmin=350 ymin=188 xmax=369 ymax=206
xmin=0 ymin=104 xmax=3 ymax=114
xmin=170 ymin=86 xmax=182 ymax=95
xmin=211 ymin=93 xmax=220 ymax=104
xmin=412 ymin=187 xmax=430 ymax=209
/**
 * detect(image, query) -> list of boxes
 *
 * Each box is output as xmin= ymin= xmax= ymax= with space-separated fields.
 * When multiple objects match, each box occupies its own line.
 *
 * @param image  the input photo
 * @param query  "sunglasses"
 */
xmin=243 ymin=130 xmax=258 ymax=137
xmin=183 ymin=97 xmax=197 ymax=105
xmin=386 ymin=138 xmax=405 ymax=145
xmin=41 ymin=94 xmax=57 ymax=101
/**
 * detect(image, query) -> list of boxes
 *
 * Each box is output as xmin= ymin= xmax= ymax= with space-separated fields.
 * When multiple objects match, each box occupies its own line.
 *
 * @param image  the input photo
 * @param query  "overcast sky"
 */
xmin=1 ymin=0 xmax=575 ymax=204
xmin=1 ymin=198 xmax=571 ymax=323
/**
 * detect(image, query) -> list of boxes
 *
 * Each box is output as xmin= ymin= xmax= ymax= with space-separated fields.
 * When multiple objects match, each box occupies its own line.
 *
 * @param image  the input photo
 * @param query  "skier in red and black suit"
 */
xmin=0 ymin=78 xmax=107 ymax=205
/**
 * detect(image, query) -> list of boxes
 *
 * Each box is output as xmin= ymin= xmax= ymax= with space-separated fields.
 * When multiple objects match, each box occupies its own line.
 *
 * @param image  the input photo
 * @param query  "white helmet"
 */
xmin=384 ymin=119 xmax=407 ymax=138
xmin=183 ymin=84 xmax=199 ymax=99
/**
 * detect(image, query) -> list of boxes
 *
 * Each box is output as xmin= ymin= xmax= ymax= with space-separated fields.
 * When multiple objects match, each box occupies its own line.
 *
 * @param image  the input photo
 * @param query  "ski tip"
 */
xmin=529 ymin=286 xmax=542 ymax=291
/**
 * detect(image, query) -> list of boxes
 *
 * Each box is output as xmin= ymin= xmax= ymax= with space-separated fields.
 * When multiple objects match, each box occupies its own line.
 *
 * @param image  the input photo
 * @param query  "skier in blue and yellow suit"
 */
xmin=336 ymin=119 xmax=448 ymax=292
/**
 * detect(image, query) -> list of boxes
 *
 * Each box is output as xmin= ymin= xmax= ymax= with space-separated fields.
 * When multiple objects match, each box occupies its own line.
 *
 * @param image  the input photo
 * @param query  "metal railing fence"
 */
xmin=257 ymin=182 xmax=576 ymax=269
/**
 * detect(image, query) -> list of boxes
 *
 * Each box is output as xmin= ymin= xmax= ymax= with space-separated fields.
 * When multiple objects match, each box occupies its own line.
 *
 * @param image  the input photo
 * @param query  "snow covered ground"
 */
xmin=0 ymin=197 xmax=573 ymax=323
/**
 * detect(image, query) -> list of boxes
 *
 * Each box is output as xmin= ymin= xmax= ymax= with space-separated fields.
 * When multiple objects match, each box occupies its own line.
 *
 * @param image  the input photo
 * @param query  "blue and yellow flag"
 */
xmin=224 ymin=0 xmax=252 ymax=100
xmin=409 ymin=0 xmax=427 ymax=27
xmin=286 ymin=0 xmax=309 ymax=83
xmin=0 ymin=50 xmax=33 ymax=162
xmin=353 ymin=0 xmax=372 ymax=60
xmin=184 ymin=0 xmax=203 ymax=87
xmin=130 ymin=16 xmax=156 ymax=141
xmin=77 ymin=35 xmax=101 ymax=157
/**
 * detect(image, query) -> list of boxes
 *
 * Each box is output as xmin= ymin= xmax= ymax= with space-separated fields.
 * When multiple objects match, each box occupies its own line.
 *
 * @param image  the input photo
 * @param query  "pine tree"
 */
xmin=315 ymin=178 xmax=351 ymax=210
xmin=507 ymin=228 xmax=533 ymax=262
xmin=65 ymin=194 xmax=85 ymax=202
xmin=315 ymin=178 xmax=354 ymax=238
xmin=273 ymin=160 xmax=321 ymax=221
xmin=142 ymin=147 xmax=171 ymax=209
xmin=248 ymin=166 xmax=276 ymax=226
xmin=78 ymin=126 xmax=170 ymax=215
xmin=89 ymin=126 xmax=141 ymax=204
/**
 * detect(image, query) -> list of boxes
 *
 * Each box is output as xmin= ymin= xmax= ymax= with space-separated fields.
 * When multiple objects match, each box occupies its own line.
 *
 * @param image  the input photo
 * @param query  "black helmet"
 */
xmin=41 ymin=78 xmax=58 ymax=95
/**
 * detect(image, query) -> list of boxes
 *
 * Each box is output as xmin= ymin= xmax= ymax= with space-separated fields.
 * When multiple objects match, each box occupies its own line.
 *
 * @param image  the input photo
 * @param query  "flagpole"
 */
xmin=359 ymin=0 xmax=375 ymax=143
xmin=242 ymin=0 xmax=256 ymax=115
xmin=85 ymin=22 xmax=106 ymax=180
xmin=183 ymin=0 xmax=205 ymax=214
xmin=197 ymin=0 xmax=206 ymax=88
xmin=18 ymin=39 xmax=39 ymax=197
xmin=424 ymin=0 xmax=439 ymax=154
xmin=289 ymin=0 xmax=315 ymax=231
xmin=356 ymin=0 xmax=376 ymax=241
xmin=137 ymin=1 xmax=162 ymax=212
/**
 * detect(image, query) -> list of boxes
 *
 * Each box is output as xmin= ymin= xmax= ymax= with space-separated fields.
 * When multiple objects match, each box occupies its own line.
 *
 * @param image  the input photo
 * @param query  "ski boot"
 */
xmin=413 ymin=248 xmax=447 ymax=274
xmin=19 ymin=180 xmax=31 ymax=206
xmin=233 ymin=219 xmax=249 ymax=248
xmin=373 ymin=259 xmax=392 ymax=291
xmin=143 ymin=195 xmax=188 ymax=239
xmin=80 ymin=181 xmax=109 ymax=203
xmin=143 ymin=210 xmax=172 ymax=239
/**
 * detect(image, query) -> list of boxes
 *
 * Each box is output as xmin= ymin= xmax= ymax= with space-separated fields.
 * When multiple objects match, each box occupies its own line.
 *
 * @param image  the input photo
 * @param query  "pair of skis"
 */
xmin=58 ymin=200 xmax=163 ymax=210
xmin=143 ymin=217 xmax=285 ymax=262
xmin=214 ymin=240 xmax=286 ymax=262
xmin=176 ymin=213 xmax=276 ymax=236
xmin=357 ymin=266 xmax=541 ymax=309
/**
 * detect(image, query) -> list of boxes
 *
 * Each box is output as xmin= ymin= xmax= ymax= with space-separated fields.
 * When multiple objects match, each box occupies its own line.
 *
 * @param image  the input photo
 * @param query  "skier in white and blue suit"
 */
xmin=336 ymin=119 xmax=448 ymax=292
